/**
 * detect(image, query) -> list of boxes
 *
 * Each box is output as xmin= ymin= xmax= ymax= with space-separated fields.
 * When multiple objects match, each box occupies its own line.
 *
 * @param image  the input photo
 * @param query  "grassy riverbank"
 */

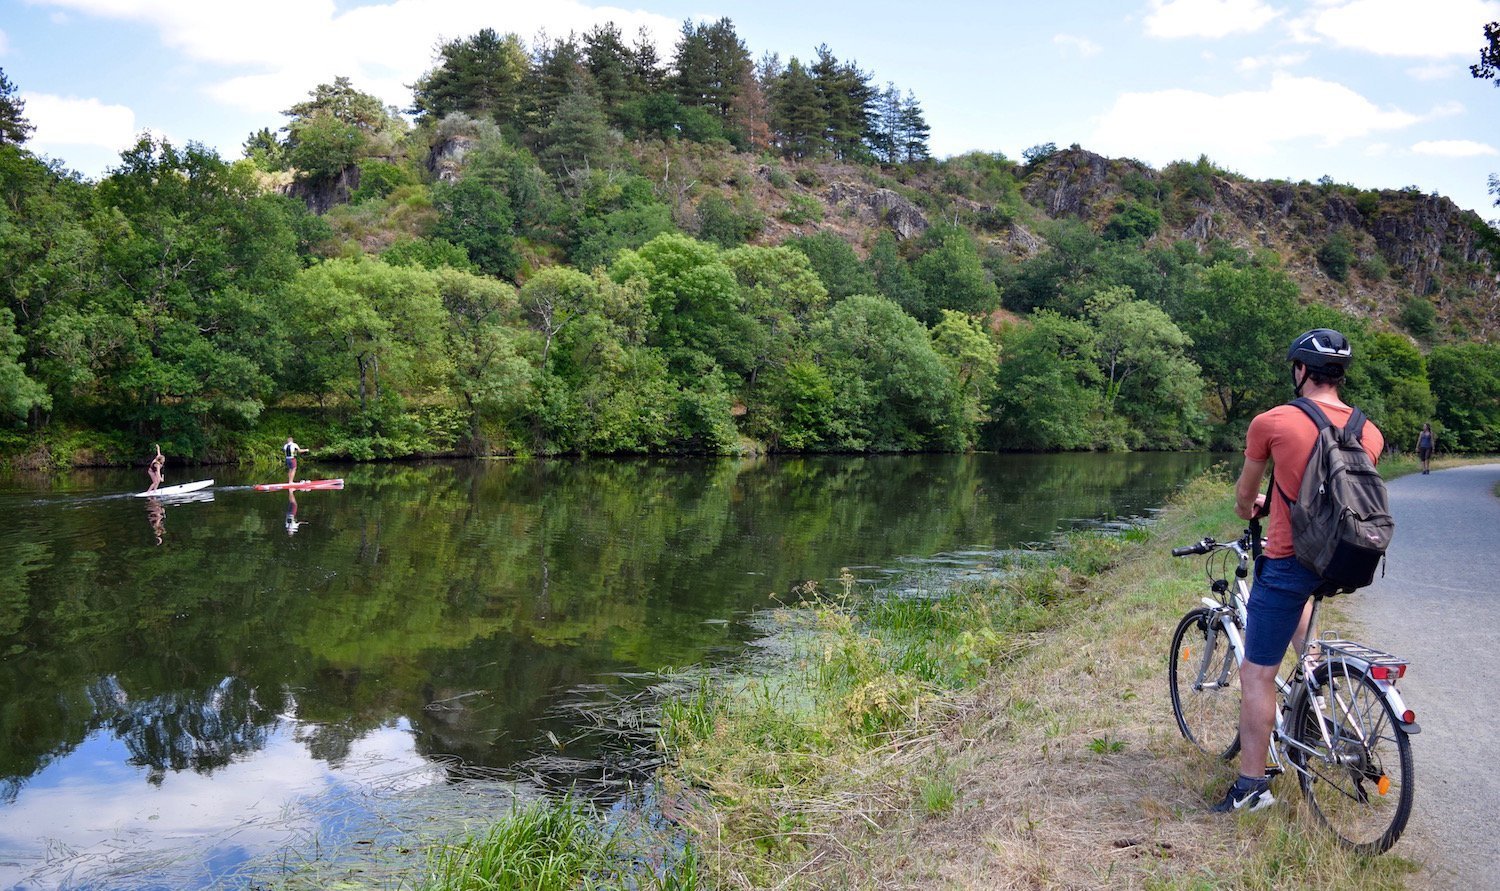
xmin=645 ymin=469 xmax=1422 ymax=889
xmin=404 ymin=461 xmax=1455 ymax=889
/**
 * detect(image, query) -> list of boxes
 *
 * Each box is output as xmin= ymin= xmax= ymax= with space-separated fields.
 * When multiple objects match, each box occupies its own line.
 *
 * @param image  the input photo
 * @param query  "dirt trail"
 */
xmin=1347 ymin=464 xmax=1500 ymax=889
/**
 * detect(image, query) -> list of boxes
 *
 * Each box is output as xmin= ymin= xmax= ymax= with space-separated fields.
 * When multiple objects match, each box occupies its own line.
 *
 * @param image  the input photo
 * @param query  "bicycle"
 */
xmin=1166 ymin=520 xmax=1418 ymax=854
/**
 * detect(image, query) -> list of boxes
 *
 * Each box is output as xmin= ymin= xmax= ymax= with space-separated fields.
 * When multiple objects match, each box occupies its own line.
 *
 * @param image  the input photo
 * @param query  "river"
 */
xmin=0 ymin=452 xmax=1221 ymax=889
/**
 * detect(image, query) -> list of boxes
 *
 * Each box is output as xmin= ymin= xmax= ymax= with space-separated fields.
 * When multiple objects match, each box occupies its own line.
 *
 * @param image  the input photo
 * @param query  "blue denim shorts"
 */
xmin=1244 ymin=556 xmax=1320 ymax=667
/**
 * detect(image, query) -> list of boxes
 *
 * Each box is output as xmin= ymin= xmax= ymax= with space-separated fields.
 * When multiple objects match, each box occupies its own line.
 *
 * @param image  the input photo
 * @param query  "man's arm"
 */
xmin=1235 ymin=456 xmax=1268 ymax=520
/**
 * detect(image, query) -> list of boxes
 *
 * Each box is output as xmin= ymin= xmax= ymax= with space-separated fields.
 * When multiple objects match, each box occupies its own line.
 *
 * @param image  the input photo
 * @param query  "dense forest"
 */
xmin=2 ymin=18 xmax=1499 ymax=468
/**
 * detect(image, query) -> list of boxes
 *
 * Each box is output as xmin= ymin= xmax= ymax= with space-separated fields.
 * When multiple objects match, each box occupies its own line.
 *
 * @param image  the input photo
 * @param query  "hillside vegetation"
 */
xmin=1 ymin=18 xmax=1498 ymax=468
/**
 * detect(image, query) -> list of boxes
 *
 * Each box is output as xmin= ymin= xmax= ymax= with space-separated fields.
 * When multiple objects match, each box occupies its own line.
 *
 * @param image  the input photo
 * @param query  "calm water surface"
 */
xmin=0 ymin=453 xmax=1221 ymax=888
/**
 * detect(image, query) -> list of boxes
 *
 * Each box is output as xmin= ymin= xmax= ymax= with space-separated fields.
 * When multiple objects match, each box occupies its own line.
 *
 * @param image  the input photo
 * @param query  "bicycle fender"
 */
xmin=1377 ymin=680 xmax=1421 ymax=735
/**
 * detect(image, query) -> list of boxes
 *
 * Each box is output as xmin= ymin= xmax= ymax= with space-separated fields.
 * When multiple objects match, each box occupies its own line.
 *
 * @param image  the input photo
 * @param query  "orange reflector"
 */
xmin=1377 ymin=775 xmax=1391 ymax=796
xmin=1183 ymin=648 xmax=1191 ymax=661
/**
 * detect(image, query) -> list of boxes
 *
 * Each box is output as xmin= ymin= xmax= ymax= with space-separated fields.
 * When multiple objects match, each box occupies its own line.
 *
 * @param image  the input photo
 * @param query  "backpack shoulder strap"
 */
xmin=1289 ymin=396 xmax=1332 ymax=431
xmin=1268 ymin=399 xmax=1322 ymax=508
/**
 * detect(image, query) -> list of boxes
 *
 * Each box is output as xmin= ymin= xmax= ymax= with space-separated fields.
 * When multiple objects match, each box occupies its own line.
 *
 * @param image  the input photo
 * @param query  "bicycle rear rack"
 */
xmin=1316 ymin=636 xmax=1408 ymax=680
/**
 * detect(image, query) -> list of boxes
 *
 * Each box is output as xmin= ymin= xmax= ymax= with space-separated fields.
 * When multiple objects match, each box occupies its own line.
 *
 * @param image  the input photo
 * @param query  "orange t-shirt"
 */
xmin=1245 ymin=400 xmax=1385 ymax=559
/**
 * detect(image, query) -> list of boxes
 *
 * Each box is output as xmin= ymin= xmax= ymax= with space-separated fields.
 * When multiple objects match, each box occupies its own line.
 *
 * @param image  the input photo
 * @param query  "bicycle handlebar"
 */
xmin=1170 ymin=541 xmax=1213 ymax=557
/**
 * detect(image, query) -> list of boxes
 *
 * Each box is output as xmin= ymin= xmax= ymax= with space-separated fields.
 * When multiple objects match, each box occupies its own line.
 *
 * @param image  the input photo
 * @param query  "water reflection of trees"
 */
xmin=0 ymin=454 xmax=1219 ymax=793
xmin=92 ymin=675 xmax=281 ymax=783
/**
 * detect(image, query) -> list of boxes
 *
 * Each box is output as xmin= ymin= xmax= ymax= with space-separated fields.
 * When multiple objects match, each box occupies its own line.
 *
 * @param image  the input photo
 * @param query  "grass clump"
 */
xmin=418 ymin=798 xmax=698 ymax=891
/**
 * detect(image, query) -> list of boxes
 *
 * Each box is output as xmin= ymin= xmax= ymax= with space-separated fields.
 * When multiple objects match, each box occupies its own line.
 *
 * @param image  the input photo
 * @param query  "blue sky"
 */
xmin=3 ymin=0 xmax=1497 ymax=217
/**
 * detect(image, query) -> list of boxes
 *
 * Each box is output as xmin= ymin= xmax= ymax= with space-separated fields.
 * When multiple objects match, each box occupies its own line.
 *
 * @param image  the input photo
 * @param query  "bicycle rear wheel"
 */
xmin=1168 ymin=607 xmax=1241 ymax=759
xmin=1291 ymin=661 xmax=1414 ymax=854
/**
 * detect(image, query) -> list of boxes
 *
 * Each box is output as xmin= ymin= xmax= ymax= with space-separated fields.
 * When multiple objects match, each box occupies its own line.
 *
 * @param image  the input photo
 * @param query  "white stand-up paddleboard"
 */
xmin=136 ymin=479 xmax=214 ymax=497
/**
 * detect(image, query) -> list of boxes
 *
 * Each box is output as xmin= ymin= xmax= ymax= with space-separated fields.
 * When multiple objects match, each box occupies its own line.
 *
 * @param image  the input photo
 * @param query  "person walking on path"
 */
xmin=1417 ymin=423 xmax=1435 ymax=474
xmin=1216 ymin=328 xmax=1384 ymax=813
xmin=283 ymin=436 xmax=309 ymax=484
xmin=145 ymin=444 xmax=164 ymax=492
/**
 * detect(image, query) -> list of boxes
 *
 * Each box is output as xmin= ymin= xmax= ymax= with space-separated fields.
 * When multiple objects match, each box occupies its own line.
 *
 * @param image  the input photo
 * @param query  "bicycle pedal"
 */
xmin=1264 ymin=764 xmax=1285 ymax=777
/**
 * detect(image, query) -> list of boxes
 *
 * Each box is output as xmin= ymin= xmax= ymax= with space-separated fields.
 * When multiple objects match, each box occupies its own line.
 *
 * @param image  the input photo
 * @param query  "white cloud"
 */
xmin=1090 ymin=74 xmax=1420 ymax=164
xmin=1053 ymin=34 xmax=1102 ymax=57
xmin=0 ymin=28 xmax=9 ymax=56
xmin=1297 ymin=0 xmax=1500 ymax=57
xmin=1411 ymin=139 xmax=1498 ymax=156
xmin=1237 ymin=52 xmax=1309 ymax=72
xmin=1428 ymin=99 xmax=1466 ymax=117
xmin=29 ymin=0 xmax=682 ymax=116
xmin=22 ymin=93 xmax=138 ymax=150
xmin=1145 ymin=0 xmax=1282 ymax=38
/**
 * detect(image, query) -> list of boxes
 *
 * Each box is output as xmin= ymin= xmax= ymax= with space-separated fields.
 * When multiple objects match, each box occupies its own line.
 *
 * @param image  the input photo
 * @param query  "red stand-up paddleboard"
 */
xmin=253 ymin=479 xmax=345 ymax=492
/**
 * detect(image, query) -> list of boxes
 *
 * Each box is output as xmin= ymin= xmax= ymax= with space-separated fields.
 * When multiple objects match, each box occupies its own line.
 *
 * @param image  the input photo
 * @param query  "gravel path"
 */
xmin=1346 ymin=463 xmax=1500 ymax=888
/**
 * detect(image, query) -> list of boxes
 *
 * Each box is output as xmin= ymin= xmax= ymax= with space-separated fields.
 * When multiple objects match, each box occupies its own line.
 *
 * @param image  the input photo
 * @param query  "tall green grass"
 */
xmin=418 ymin=798 xmax=698 ymax=891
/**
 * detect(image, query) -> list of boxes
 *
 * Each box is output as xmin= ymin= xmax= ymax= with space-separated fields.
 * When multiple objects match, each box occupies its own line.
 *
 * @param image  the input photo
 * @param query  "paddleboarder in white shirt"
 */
xmin=283 ymin=437 xmax=309 ymax=484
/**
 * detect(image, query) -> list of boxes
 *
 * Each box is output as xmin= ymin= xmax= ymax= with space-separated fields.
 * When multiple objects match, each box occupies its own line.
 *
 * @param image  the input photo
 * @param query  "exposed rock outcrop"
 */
xmin=824 ymin=182 xmax=930 ymax=240
xmin=428 ymin=134 xmax=478 ymax=183
xmin=283 ymin=165 xmax=361 ymax=215
xmin=1020 ymin=148 xmax=1155 ymax=218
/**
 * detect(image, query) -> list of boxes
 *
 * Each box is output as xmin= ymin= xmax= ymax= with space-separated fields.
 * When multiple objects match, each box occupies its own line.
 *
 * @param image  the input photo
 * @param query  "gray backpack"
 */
xmin=1272 ymin=398 xmax=1395 ymax=593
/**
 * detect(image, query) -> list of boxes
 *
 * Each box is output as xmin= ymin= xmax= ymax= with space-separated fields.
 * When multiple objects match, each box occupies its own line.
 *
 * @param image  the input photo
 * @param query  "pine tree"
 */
xmin=410 ymin=29 xmax=530 ymax=128
xmin=0 ymin=68 xmax=34 ymax=145
xmin=584 ymin=22 xmax=635 ymax=122
xmin=528 ymin=33 xmax=590 ymax=132
xmin=541 ymin=71 xmax=614 ymax=178
xmin=810 ymin=46 xmax=875 ymax=161
xmin=629 ymin=27 xmax=667 ymax=93
xmin=871 ymin=83 xmax=904 ymax=164
xmin=672 ymin=18 xmax=751 ymax=128
xmin=898 ymin=91 xmax=931 ymax=162
xmin=770 ymin=58 xmax=826 ymax=160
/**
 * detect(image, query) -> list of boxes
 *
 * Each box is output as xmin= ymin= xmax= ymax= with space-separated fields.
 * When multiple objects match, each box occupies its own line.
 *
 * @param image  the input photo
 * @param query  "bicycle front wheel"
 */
xmin=1291 ymin=662 xmax=1414 ymax=854
xmin=1168 ymin=607 xmax=1241 ymax=759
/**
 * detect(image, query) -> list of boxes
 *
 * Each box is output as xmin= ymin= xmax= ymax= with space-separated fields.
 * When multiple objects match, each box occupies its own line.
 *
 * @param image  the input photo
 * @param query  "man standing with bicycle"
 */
xmin=1217 ymin=328 xmax=1386 ymax=812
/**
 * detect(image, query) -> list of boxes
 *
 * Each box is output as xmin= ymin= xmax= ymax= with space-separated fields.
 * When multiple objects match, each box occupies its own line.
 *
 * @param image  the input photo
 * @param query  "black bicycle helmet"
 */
xmin=1287 ymin=328 xmax=1352 ymax=371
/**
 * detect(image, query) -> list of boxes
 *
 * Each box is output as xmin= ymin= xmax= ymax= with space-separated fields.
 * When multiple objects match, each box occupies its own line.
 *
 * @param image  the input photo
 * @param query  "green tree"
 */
xmin=609 ymin=233 xmax=752 ymax=376
xmin=1358 ymin=331 xmax=1434 ymax=448
xmin=1472 ymin=21 xmax=1500 ymax=84
xmin=434 ymin=267 xmax=531 ymax=450
xmin=866 ymin=231 xmax=925 ymax=314
xmin=672 ymin=18 xmax=752 ymax=131
xmin=786 ymin=232 xmax=876 ymax=300
xmin=810 ymin=294 xmax=960 ymax=450
xmin=411 ymin=29 xmax=531 ymax=130
xmin=769 ymin=58 xmax=826 ymax=159
xmin=285 ymin=258 xmax=449 ymax=419
xmin=569 ymin=172 xmax=675 ymax=271
xmin=912 ymin=226 xmax=999 ymax=324
xmin=930 ymin=310 xmax=1000 ymax=447
xmin=896 ymin=90 xmax=931 ymax=162
xmin=1316 ymin=231 xmax=1355 ymax=281
xmin=810 ymin=45 xmax=876 ymax=161
xmin=722 ymin=244 xmax=828 ymax=396
xmin=1085 ymin=286 xmax=1204 ymax=447
xmin=430 ymin=178 xmax=520 ymax=279
xmin=0 ymin=68 xmax=33 ymax=146
xmin=988 ymin=312 xmax=1104 ymax=451
xmin=1428 ymin=342 xmax=1500 ymax=451
xmin=539 ymin=71 xmax=615 ymax=177
xmin=282 ymin=77 xmax=401 ymax=185
xmin=38 ymin=137 xmax=307 ymax=449
xmin=0 ymin=307 xmax=48 ymax=421
xmin=1166 ymin=262 xmax=1304 ymax=426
